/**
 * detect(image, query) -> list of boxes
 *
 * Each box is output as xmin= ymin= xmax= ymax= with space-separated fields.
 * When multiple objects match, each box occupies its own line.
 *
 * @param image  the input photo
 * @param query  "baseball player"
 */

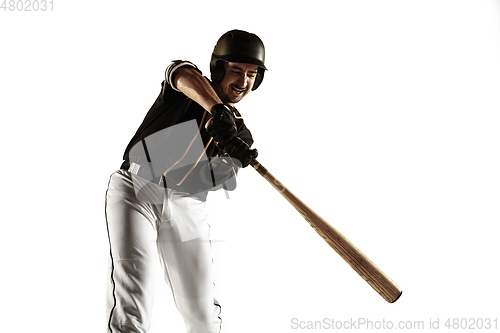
xmin=104 ymin=30 xmax=266 ymax=333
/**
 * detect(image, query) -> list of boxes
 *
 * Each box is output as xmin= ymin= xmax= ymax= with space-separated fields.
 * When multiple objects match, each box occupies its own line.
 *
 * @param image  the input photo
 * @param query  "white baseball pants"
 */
xmin=105 ymin=168 xmax=222 ymax=333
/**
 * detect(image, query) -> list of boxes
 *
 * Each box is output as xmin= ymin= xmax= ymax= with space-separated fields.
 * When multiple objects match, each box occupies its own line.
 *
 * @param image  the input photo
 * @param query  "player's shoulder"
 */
xmin=166 ymin=60 xmax=201 ymax=80
xmin=164 ymin=60 xmax=203 ymax=94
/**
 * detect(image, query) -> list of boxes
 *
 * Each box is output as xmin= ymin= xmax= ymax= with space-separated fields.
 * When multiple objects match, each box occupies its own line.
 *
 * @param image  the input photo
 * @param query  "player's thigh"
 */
xmin=105 ymin=172 xmax=159 ymax=260
xmin=157 ymin=223 xmax=214 ymax=300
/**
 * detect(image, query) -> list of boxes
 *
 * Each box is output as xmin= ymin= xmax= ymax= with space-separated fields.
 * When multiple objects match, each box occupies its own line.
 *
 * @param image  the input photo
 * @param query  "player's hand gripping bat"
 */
xmin=250 ymin=159 xmax=402 ymax=303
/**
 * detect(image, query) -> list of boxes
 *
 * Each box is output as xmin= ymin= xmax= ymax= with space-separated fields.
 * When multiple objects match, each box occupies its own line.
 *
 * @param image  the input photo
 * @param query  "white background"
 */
xmin=1 ymin=0 xmax=499 ymax=332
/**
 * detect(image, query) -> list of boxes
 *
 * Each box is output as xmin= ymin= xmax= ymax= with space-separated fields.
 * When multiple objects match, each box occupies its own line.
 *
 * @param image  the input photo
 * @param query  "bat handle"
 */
xmin=250 ymin=159 xmax=267 ymax=177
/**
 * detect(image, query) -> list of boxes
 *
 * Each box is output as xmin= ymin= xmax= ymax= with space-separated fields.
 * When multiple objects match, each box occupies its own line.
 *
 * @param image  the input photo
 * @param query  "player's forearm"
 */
xmin=173 ymin=67 xmax=222 ymax=113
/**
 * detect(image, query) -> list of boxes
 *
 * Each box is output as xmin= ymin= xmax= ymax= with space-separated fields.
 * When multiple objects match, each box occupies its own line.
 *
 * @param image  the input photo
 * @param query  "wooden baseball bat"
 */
xmin=250 ymin=159 xmax=402 ymax=303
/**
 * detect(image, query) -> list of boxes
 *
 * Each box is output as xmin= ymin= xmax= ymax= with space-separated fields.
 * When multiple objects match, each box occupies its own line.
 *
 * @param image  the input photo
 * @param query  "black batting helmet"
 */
xmin=210 ymin=29 xmax=267 ymax=91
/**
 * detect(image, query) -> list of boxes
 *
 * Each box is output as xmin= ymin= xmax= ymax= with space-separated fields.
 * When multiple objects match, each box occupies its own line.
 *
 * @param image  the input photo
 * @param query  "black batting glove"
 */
xmin=222 ymin=137 xmax=258 ymax=168
xmin=206 ymin=104 xmax=237 ymax=147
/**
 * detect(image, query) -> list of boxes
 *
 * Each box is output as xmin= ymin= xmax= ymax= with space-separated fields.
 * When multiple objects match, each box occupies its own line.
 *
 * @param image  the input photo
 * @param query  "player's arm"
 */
xmin=167 ymin=61 xmax=256 ymax=167
xmin=168 ymin=63 xmax=237 ymax=144
xmin=167 ymin=62 xmax=239 ymax=145
xmin=172 ymin=67 xmax=222 ymax=114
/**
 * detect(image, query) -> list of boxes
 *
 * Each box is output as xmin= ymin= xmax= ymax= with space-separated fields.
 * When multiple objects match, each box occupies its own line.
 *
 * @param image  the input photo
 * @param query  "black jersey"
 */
xmin=121 ymin=60 xmax=254 ymax=196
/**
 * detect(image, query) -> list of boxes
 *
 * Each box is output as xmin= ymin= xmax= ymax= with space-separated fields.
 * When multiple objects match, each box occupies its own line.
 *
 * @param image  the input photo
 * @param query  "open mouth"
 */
xmin=231 ymin=86 xmax=245 ymax=95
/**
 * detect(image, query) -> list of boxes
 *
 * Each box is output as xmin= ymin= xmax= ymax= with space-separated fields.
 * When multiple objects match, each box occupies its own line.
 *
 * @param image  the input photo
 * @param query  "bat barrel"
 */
xmin=250 ymin=159 xmax=402 ymax=303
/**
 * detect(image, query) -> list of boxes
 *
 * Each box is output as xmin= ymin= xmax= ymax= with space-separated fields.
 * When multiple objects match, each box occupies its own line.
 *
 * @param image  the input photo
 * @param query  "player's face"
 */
xmin=214 ymin=62 xmax=259 ymax=105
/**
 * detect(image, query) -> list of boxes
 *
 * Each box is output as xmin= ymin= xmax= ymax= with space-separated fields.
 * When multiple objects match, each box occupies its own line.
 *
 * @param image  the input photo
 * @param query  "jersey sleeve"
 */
xmin=164 ymin=60 xmax=202 ymax=92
